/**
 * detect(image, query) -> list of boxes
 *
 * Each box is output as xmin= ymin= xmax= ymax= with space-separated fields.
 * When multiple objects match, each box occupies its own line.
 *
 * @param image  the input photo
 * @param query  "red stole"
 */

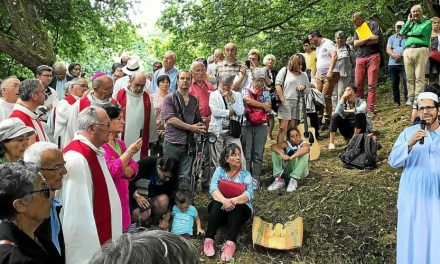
xmin=53 ymin=95 xmax=77 ymax=124
xmin=9 ymin=109 xmax=47 ymax=142
xmin=79 ymin=96 xmax=118 ymax=112
xmin=63 ymin=140 xmax=112 ymax=246
xmin=116 ymin=89 xmax=150 ymax=159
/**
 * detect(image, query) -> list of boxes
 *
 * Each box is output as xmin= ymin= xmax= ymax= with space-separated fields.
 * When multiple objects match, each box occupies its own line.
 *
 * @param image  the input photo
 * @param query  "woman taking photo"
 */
xmin=204 ymin=143 xmax=253 ymax=262
xmin=0 ymin=162 xmax=62 ymax=263
xmin=0 ymin=118 xmax=35 ymax=164
xmin=102 ymin=104 xmax=142 ymax=232
xmin=150 ymin=75 xmax=171 ymax=156
xmin=275 ymin=53 xmax=309 ymax=143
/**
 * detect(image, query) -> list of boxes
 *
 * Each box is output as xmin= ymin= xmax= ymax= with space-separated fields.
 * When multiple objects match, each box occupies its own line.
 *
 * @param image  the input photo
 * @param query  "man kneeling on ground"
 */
xmin=328 ymin=84 xmax=367 ymax=150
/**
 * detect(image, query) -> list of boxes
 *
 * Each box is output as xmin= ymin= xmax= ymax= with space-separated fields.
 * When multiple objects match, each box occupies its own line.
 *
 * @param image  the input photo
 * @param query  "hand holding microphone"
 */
xmin=419 ymin=120 xmax=426 ymax=145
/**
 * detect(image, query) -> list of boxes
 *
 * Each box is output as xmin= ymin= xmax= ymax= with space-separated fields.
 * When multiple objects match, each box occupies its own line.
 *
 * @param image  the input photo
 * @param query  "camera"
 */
xmin=245 ymin=60 xmax=251 ymax=68
xmin=200 ymin=131 xmax=217 ymax=144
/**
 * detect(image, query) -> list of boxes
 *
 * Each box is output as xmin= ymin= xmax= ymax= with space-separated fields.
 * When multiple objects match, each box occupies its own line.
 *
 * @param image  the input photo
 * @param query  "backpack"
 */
xmin=339 ymin=133 xmax=378 ymax=169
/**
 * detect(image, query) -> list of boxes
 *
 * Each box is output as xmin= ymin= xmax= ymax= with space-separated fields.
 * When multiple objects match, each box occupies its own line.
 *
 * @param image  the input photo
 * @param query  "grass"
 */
xmin=193 ymin=85 xmax=409 ymax=263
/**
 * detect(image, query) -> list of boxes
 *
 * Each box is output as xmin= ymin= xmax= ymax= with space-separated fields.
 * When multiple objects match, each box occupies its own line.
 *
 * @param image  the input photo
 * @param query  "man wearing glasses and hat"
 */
xmin=113 ymin=57 xmax=150 ymax=96
xmin=387 ymin=21 xmax=408 ymax=106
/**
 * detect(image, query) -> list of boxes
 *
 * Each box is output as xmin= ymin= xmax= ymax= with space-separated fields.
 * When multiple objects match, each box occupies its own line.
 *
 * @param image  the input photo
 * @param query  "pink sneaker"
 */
xmin=220 ymin=241 xmax=236 ymax=262
xmin=203 ymin=238 xmax=215 ymax=257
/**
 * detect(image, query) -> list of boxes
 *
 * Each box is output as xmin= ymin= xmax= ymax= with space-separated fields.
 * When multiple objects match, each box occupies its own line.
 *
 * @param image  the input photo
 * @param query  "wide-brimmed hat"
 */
xmin=0 ymin=118 xmax=35 ymax=142
xmin=122 ymin=58 xmax=143 ymax=75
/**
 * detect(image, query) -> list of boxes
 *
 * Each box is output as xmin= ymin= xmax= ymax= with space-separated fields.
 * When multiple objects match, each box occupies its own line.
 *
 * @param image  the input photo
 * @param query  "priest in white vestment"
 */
xmin=65 ymin=75 xmax=117 ymax=144
xmin=53 ymin=78 xmax=87 ymax=148
xmin=0 ymin=76 xmax=20 ymax=122
xmin=58 ymin=106 xmax=122 ymax=264
xmin=10 ymin=79 xmax=50 ymax=143
xmin=114 ymin=72 xmax=157 ymax=160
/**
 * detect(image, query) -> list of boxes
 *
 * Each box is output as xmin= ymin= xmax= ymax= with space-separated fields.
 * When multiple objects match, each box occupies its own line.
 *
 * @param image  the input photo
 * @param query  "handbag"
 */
xmin=229 ymin=118 xmax=242 ymax=138
xmin=222 ymin=96 xmax=243 ymax=138
xmin=252 ymin=216 xmax=303 ymax=250
xmin=429 ymin=50 xmax=440 ymax=63
xmin=218 ymin=179 xmax=246 ymax=198
xmin=244 ymin=89 xmax=269 ymax=125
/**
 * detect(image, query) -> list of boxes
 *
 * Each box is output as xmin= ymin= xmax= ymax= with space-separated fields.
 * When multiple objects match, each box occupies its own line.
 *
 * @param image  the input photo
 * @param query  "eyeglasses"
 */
xmin=40 ymin=74 xmax=53 ymax=78
xmin=93 ymin=123 xmax=111 ymax=129
xmin=417 ymin=106 xmax=437 ymax=112
xmin=23 ymin=181 xmax=52 ymax=199
xmin=40 ymin=162 xmax=66 ymax=172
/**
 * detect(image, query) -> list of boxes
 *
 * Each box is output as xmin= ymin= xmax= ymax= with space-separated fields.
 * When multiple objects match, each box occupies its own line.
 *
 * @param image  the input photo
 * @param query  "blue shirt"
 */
xmin=209 ymin=167 xmax=254 ymax=212
xmin=387 ymin=34 xmax=406 ymax=65
xmin=150 ymin=66 xmax=179 ymax=94
xmin=171 ymin=205 xmax=198 ymax=235
xmin=51 ymin=197 xmax=61 ymax=254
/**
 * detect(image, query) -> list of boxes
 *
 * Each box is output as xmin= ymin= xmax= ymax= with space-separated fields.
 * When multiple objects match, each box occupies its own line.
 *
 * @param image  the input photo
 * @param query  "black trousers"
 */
xmin=205 ymin=200 xmax=252 ymax=242
xmin=307 ymin=112 xmax=320 ymax=137
xmin=329 ymin=113 xmax=366 ymax=138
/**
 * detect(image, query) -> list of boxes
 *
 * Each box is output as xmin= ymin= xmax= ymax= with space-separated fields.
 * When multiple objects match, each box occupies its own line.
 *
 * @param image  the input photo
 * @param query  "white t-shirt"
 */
xmin=275 ymin=67 xmax=308 ymax=100
xmin=316 ymin=38 xmax=338 ymax=75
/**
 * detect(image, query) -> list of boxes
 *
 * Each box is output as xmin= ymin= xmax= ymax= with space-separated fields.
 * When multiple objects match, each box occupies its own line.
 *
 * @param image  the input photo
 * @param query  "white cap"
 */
xmin=395 ymin=21 xmax=405 ymax=27
xmin=0 ymin=118 xmax=35 ymax=142
xmin=417 ymin=92 xmax=439 ymax=103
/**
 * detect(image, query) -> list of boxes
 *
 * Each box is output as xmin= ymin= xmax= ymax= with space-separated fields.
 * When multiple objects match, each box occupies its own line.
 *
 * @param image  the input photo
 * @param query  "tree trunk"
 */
xmin=0 ymin=0 xmax=56 ymax=73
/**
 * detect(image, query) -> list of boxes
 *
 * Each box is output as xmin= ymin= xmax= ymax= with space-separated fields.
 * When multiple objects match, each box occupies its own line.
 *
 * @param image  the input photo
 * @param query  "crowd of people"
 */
xmin=0 ymin=5 xmax=439 ymax=263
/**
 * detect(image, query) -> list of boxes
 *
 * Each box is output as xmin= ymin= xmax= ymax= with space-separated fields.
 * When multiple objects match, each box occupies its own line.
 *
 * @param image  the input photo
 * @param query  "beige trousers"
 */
xmin=403 ymin=47 xmax=430 ymax=98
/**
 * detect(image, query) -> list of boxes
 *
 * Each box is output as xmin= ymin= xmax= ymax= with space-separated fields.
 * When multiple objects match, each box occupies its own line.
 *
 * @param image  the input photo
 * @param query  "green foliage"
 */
xmin=157 ymin=0 xmax=428 ymax=68
xmin=0 ymin=0 xmax=148 ymax=77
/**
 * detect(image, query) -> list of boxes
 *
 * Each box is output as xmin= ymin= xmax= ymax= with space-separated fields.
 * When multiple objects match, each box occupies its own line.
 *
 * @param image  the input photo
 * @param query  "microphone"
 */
xmin=420 ymin=120 xmax=426 ymax=145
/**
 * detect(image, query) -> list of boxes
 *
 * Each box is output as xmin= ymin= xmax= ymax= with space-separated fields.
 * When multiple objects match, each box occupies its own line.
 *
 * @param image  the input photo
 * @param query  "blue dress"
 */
xmin=388 ymin=124 xmax=440 ymax=264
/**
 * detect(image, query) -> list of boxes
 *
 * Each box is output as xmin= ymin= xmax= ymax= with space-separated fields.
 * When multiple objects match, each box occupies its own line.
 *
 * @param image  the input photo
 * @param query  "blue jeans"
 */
xmin=389 ymin=64 xmax=408 ymax=104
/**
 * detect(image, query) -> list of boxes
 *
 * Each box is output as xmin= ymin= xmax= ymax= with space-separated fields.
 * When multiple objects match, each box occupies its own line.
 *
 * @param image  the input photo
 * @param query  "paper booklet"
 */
xmin=356 ymin=22 xmax=374 ymax=40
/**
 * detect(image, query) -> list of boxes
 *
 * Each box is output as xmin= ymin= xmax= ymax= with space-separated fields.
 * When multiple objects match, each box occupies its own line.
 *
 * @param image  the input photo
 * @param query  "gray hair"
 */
xmin=164 ymin=50 xmax=177 ymax=61
xmin=131 ymin=72 xmax=147 ymax=80
xmin=36 ymin=65 xmax=52 ymax=76
xmin=0 ymin=161 xmax=41 ymax=220
xmin=0 ymin=76 xmax=19 ymax=90
xmin=68 ymin=77 xmax=86 ymax=92
xmin=335 ymin=30 xmax=345 ymax=39
xmin=89 ymin=230 xmax=200 ymax=264
xmin=23 ymin=142 xmax=59 ymax=167
xmin=78 ymin=106 xmax=101 ymax=131
xmin=19 ymin=79 xmax=41 ymax=101
xmin=52 ymin=62 xmax=67 ymax=72
xmin=218 ymin=74 xmax=235 ymax=85
xmin=190 ymin=61 xmax=205 ymax=72
xmin=64 ymin=80 xmax=73 ymax=93
xmin=263 ymin=54 xmax=276 ymax=66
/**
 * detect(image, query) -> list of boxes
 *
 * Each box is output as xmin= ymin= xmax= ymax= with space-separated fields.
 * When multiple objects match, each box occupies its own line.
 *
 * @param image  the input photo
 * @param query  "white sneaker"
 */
xmin=286 ymin=178 xmax=298 ymax=192
xmin=267 ymin=177 xmax=285 ymax=191
xmin=253 ymin=178 xmax=260 ymax=190
xmin=328 ymin=143 xmax=335 ymax=150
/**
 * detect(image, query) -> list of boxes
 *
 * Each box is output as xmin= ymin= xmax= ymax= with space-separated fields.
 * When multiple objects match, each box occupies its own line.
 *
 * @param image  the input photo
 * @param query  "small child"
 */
xmin=171 ymin=191 xmax=204 ymax=237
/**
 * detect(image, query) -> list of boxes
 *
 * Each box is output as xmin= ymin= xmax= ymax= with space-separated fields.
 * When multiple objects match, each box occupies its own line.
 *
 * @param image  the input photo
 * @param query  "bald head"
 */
xmin=92 ymin=75 xmax=113 ymax=100
xmin=163 ymin=51 xmax=177 ymax=71
xmin=129 ymin=72 xmax=147 ymax=94
xmin=224 ymin=43 xmax=237 ymax=62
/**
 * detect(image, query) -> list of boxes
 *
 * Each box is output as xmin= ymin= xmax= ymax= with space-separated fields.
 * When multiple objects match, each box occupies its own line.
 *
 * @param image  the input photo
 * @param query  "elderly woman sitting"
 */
xmin=0 ymin=161 xmax=62 ymax=263
xmin=0 ymin=118 xmax=35 ymax=164
xmin=204 ymin=143 xmax=253 ymax=262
